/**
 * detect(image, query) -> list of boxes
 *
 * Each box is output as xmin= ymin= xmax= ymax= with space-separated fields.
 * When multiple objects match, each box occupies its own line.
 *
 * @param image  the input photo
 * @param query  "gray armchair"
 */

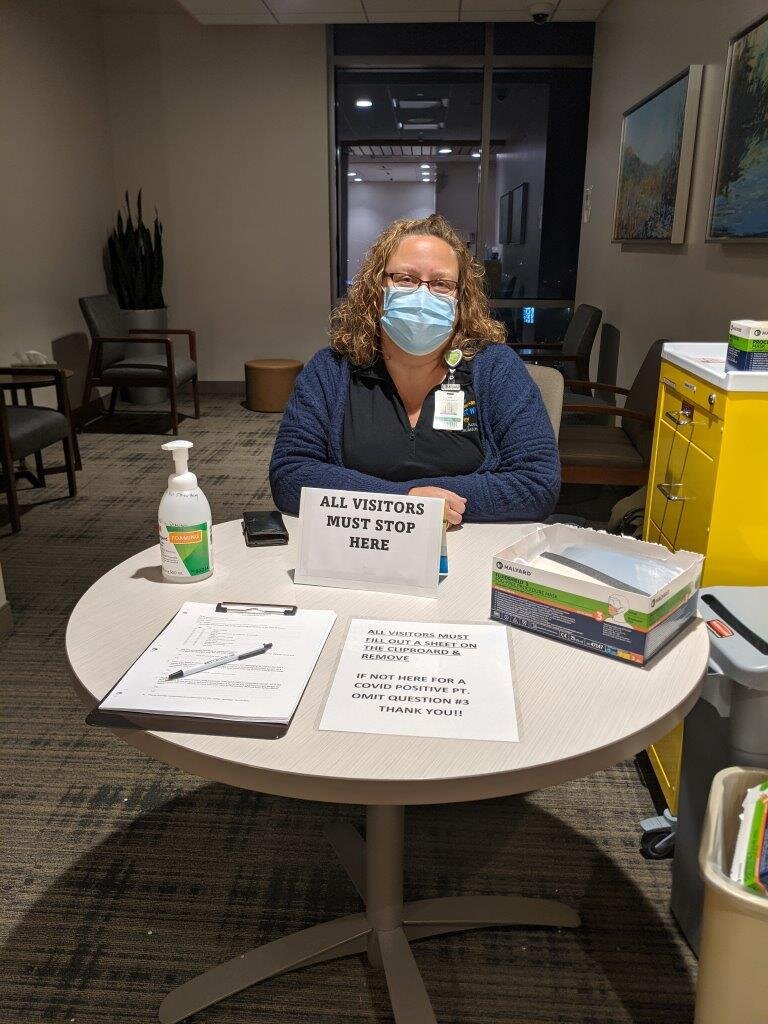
xmin=79 ymin=294 xmax=199 ymax=435
xmin=0 ymin=367 xmax=78 ymax=534
xmin=510 ymin=303 xmax=602 ymax=386
xmin=563 ymin=322 xmax=621 ymax=425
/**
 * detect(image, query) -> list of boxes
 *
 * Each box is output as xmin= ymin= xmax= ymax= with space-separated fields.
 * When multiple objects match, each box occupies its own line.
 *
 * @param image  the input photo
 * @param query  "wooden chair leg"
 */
xmin=108 ymin=387 xmax=118 ymax=416
xmin=169 ymin=380 xmax=179 ymax=435
xmin=1 ymin=450 xmax=21 ymax=534
xmin=34 ymin=450 xmax=46 ymax=487
xmin=63 ymin=437 xmax=77 ymax=498
xmin=192 ymin=376 xmax=200 ymax=419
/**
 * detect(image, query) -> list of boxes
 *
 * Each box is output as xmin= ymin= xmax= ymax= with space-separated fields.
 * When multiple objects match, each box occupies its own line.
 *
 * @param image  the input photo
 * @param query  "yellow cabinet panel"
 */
xmin=648 ymin=420 xmax=692 ymax=545
xmin=669 ymin=440 xmax=716 ymax=557
xmin=647 ymin=723 xmax=684 ymax=815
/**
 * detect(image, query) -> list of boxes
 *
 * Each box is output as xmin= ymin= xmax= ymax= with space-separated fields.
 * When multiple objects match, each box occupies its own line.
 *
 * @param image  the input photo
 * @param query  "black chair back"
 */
xmin=595 ymin=323 xmax=620 ymax=404
xmin=79 ymin=295 xmax=128 ymax=366
xmin=562 ymin=303 xmax=602 ymax=359
xmin=623 ymin=339 xmax=666 ymax=464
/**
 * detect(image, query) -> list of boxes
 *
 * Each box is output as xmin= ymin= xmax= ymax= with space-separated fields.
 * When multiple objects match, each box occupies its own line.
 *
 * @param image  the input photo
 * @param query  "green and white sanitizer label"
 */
xmin=159 ymin=521 xmax=212 ymax=579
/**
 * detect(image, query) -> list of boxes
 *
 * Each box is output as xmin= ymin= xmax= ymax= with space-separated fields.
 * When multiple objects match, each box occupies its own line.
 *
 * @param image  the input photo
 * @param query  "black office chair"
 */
xmin=509 ymin=303 xmax=603 ymax=386
xmin=563 ymin=322 xmax=621 ymax=425
xmin=0 ymin=368 xmax=78 ymax=533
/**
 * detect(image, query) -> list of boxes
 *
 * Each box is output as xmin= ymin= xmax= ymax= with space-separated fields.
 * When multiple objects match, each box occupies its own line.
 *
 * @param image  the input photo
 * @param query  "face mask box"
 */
xmin=726 ymin=320 xmax=768 ymax=371
xmin=490 ymin=524 xmax=703 ymax=666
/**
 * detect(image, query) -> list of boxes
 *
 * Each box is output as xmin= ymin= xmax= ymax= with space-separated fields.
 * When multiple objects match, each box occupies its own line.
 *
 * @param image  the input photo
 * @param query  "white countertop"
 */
xmin=662 ymin=342 xmax=768 ymax=392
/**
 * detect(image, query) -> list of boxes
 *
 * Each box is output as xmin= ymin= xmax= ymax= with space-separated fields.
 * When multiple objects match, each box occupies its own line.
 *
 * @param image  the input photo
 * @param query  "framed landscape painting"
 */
xmin=708 ymin=13 xmax=768 ymax=241
xmin=613 ymin=66 xmax=703 ymax=243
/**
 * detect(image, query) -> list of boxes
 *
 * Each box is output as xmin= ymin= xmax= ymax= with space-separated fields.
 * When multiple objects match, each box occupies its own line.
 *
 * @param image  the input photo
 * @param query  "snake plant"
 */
xmin=108 ymin=190 xmax=165 ymax=309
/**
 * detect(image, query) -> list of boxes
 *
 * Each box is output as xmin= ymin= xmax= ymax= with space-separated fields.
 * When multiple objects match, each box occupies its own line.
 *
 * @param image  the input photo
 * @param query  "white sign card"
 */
xmin=319 ymin=618 xmax=519 ymax=742
xmin=294 ymin=488 xmax=445 ymax=598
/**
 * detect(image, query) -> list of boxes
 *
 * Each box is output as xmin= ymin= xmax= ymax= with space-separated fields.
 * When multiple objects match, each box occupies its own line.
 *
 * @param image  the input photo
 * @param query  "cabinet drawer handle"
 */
xmin=657 ymin=482 xmax=693 ymax=503
xmin=661 ymin=376 xmax=676 ymax=388
xmin=665 ymin=410 xmax=692 ymax=426
xmin=682 ymin=381 xmax=696 ymax=392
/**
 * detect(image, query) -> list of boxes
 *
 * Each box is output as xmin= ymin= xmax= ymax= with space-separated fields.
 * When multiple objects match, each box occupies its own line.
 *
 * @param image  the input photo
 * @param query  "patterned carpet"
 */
xmin=0 ymin=396 xmax=696 ymax=1023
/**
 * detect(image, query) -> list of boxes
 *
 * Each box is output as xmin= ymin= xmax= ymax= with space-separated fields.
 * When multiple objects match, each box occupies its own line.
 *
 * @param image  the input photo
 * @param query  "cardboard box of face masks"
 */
xmin=490 ymin=524 xmax=703 ymax=666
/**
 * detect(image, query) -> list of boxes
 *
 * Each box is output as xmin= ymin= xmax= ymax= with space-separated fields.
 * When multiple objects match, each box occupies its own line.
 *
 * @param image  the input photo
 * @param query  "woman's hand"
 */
xmin=408 ymin=486 xmax=467 ymax=526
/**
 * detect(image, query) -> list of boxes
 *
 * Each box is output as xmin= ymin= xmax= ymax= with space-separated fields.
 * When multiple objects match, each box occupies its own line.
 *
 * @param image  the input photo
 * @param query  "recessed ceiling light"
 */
xmin=438 ymin=147 xmax=452 ymax=154
xmin=471 ymin=151 xmax=481 ymax=158
xmin=355 ymin=99 xmax=373 ymax=108
xmin=420 ymin=163 xmax=430 ymax=169
xmin=354 ymin=177 xmax=362 ymax=182
xmin=347 ymin=171 xmax=356 ymax=176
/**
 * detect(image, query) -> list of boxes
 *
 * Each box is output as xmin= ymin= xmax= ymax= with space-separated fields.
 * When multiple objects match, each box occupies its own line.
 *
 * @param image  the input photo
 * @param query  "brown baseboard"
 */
xmin=73 ymin=394 xmax=107 ymax=427
xmin=198 ymin=381 xmax=244 ymax=395
xmin=0 ymin=600 xmax=12 ymax=641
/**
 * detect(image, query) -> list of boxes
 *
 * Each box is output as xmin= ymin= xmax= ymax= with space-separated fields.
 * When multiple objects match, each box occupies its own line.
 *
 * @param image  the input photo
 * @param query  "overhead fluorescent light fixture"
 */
xmin=355 ymin=99 xmax=373 ymax=108
xmin=471 ymin=151 xmax=481 ymax=158
xmin=354 ymin=177 xmax=362 ymax=182
xmin=420 ymin=163 xmax=430 ymax=169
xmin=438 ymin=147 xmax=452 ymax=154
xmin=347 ymin=171 xmax=356 ymax=176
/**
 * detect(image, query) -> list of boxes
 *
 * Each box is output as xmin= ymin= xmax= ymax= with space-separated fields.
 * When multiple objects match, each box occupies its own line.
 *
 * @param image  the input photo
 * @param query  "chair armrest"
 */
xmin=562 ymin=403 xmax=653 ymax=423
xmin=0 ymin=365 xmax=68 ymax=380
xmin=566 ymin=380 xmax=631 ymax=396
xmin=130 ymin=328 xmax=197 ymax=361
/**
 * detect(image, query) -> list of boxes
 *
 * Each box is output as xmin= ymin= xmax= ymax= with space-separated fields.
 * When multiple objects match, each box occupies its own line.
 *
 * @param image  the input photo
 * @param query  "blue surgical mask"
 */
xmin=380 ymin=285 xmax=457 ymax=356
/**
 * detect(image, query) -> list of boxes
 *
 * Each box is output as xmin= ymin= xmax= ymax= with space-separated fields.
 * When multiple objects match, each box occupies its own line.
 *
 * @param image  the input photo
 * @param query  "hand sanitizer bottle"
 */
xmin=158 ymin=439 xmax=213 ymax=583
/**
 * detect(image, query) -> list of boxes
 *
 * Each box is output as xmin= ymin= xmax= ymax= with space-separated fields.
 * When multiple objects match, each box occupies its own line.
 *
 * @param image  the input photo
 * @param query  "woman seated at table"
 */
xmin=269 ymin=213 xmax=560 ymax=525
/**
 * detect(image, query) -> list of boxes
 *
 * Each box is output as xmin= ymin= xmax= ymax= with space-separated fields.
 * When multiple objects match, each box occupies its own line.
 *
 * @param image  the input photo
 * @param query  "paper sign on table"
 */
xmin=294 ymin=488 xmax=445 ymax=598
xmin=320 ymin=619 xmax=519 ymax=742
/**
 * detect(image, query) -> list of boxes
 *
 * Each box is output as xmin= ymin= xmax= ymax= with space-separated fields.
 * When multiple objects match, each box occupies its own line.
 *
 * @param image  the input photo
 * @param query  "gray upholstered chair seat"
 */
xmin=100 ymin=354 xmax=197 ymax=385
xmin=558 ymin=425 xmax=645 ymax=468
xmin=6 ymin=406 xmax=70 ymax=460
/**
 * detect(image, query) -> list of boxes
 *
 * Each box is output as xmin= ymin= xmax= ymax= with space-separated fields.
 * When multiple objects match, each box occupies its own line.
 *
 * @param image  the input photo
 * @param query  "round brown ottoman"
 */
xmin=244 ymin=358 xmax=303 ymax=413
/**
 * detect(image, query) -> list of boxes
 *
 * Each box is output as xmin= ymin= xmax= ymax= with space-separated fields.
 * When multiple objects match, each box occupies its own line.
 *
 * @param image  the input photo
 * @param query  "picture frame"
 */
xmin=500 ymin=182 xmax=528 ymax=245
xmin=707 ymin=13 xmax=768 ymax=241
xmin=612 ymin=66 xmax=703 ymax=244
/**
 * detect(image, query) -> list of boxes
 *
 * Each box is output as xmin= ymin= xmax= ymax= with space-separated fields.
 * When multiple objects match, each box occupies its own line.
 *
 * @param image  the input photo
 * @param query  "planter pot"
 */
xmin=122 ymin=307 xmax=169 ymax=405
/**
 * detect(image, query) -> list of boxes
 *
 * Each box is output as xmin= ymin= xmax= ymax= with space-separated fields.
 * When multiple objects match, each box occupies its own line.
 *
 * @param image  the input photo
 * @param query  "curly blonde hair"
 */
xmin=330 ymin=213 xmax=506 ymax=365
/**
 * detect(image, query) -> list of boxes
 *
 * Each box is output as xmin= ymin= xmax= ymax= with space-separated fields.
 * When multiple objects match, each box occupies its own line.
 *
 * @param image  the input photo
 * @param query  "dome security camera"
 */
xmin=527 ymin=1 xmax=555 ymax=23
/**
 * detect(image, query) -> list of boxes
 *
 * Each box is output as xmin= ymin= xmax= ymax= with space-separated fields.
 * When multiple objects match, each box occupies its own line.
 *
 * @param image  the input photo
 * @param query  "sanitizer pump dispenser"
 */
xmin=158 ymin=439 xmax=213 ymax=583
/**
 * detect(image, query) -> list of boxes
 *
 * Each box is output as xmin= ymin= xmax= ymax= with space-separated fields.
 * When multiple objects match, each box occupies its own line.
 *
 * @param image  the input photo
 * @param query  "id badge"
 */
xmin=433 ymin=389 xmax=465 ymax=431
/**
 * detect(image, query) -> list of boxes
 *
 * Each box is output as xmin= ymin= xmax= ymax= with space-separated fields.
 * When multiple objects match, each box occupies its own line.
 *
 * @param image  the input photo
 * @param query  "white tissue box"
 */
xmin=490 ymin=524 xmax=703 ymax=666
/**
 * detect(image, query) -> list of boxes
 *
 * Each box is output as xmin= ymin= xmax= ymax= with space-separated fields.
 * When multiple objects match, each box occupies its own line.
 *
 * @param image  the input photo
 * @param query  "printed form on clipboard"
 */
xmin=98 ymin=601 xmax=336 ymax=726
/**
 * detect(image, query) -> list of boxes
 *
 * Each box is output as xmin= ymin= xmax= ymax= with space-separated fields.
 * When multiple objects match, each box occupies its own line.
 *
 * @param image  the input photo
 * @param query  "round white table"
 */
xmin=66 ymin=518 xmax=709 ymax=1024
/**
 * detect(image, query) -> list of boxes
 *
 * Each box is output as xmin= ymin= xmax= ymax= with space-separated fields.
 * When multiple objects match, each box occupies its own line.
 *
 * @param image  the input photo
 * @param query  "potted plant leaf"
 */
xmin=107 ymin=190 xmax=168 ymax=404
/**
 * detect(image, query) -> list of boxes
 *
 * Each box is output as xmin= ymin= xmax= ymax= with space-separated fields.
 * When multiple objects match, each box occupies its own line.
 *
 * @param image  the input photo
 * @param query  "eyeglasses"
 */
xmin=384 ymin=272 xmax=459 ymax=297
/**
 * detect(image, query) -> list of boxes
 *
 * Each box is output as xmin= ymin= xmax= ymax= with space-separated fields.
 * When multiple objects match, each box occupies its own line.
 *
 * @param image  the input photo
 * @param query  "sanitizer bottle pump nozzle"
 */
xmin=158 ymin=439 xmax=213 ymax=583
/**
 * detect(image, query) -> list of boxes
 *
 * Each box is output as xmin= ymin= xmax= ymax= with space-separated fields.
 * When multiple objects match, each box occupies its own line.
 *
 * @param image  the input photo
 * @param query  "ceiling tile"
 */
xmin=270 ymin=0 xmax=363 ymax=11
xmin=363 ymin=0 xmax=456 ymax=10
xmin=459 ymin=9 xmax=529 ymax=19
xmin=196 ymin=10 xmax=278 ymax=21
xmin=552 ymin=9 xmax=600 ymax=19
xmin=179 ymin=0 xmax=270 ymax=12
xmin=274 ymin=8 xmax=367 ymax=19
xmin=458 ymin=0 xmax=528 ymax=8
xmin=367 ymin=10 xmax=459 ymax=20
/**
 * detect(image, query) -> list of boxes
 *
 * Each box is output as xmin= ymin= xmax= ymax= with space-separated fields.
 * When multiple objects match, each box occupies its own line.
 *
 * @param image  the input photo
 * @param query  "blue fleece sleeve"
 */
xmin=402 ymin=351 xmax=561 ymax=523
xmin=269 ymin=356 xmax=411 ymax=515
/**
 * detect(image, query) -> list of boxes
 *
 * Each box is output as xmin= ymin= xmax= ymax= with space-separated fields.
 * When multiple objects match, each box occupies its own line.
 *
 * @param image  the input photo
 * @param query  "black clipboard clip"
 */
xmin=215 ymin=601 xmax=297 ymax=616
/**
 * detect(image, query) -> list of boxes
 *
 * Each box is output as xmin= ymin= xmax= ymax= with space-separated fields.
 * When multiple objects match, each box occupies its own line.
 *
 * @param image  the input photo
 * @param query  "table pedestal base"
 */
xmin=158 ymin=805 xmax=580 ymax=1024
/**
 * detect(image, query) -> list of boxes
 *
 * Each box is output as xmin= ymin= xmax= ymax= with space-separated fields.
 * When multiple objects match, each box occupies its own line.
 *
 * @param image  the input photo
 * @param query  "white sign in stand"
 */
xmin=319 ymin=618 xmax=519 ymax=743
xmin=294 ymin=488 xmax=445 ymax=598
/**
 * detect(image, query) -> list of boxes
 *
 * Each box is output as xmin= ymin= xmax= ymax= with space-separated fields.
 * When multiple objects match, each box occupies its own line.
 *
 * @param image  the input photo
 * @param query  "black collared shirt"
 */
xmin=342 ymin=357 xmax=483 ymax=482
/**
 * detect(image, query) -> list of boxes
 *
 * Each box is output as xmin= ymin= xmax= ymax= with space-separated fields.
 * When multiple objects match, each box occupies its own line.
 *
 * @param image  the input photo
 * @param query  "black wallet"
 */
xmin=242 ymin=509 xmax=289 ymax=546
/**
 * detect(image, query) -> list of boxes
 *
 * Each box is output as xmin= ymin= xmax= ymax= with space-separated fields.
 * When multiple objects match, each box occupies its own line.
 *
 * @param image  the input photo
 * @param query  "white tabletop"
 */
xmin=66 ymin=518 xmax=709 ymax=805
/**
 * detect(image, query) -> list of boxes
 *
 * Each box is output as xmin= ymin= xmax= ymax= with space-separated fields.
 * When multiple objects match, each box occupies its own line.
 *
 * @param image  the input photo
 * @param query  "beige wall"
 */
xmin=576 ymin=0 xmax=768 ymax=386
xmin=100 ymin=13 xmax=331 ymax=380
xmin=0 ymin=1 xmax=116 ymax=401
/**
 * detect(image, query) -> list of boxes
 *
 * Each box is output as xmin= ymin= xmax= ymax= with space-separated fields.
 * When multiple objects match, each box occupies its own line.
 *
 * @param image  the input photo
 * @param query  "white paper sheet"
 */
xmin=320 ymin=619 xmax=519 ymax=742
xmin=101 ymin=602 xmax=336 ymax=724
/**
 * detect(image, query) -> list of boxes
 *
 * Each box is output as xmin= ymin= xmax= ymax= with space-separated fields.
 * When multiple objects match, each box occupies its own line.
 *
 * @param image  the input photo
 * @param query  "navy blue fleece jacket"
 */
xmin=269 ymin=343 xmax=560 ymax=523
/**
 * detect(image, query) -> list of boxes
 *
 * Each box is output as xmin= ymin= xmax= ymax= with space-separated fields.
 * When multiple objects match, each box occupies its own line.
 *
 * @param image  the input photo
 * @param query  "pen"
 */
xmin=167 ymin=642 xmax=273 ymax=680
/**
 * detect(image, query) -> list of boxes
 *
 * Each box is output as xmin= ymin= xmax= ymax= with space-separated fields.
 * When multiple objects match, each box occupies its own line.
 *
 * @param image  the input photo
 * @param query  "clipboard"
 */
xmin=86 ymin=601 xmax=301 ymax=739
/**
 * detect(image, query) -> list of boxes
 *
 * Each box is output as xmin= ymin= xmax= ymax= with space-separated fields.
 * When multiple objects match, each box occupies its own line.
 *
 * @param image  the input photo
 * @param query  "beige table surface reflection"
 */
xmin=66 ymin=518 xmax=708 ymax=1024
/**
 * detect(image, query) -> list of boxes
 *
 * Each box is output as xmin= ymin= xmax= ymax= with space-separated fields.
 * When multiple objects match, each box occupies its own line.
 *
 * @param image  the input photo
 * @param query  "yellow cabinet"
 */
xmin=643 ymin=343 xmax=768 ymax=814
